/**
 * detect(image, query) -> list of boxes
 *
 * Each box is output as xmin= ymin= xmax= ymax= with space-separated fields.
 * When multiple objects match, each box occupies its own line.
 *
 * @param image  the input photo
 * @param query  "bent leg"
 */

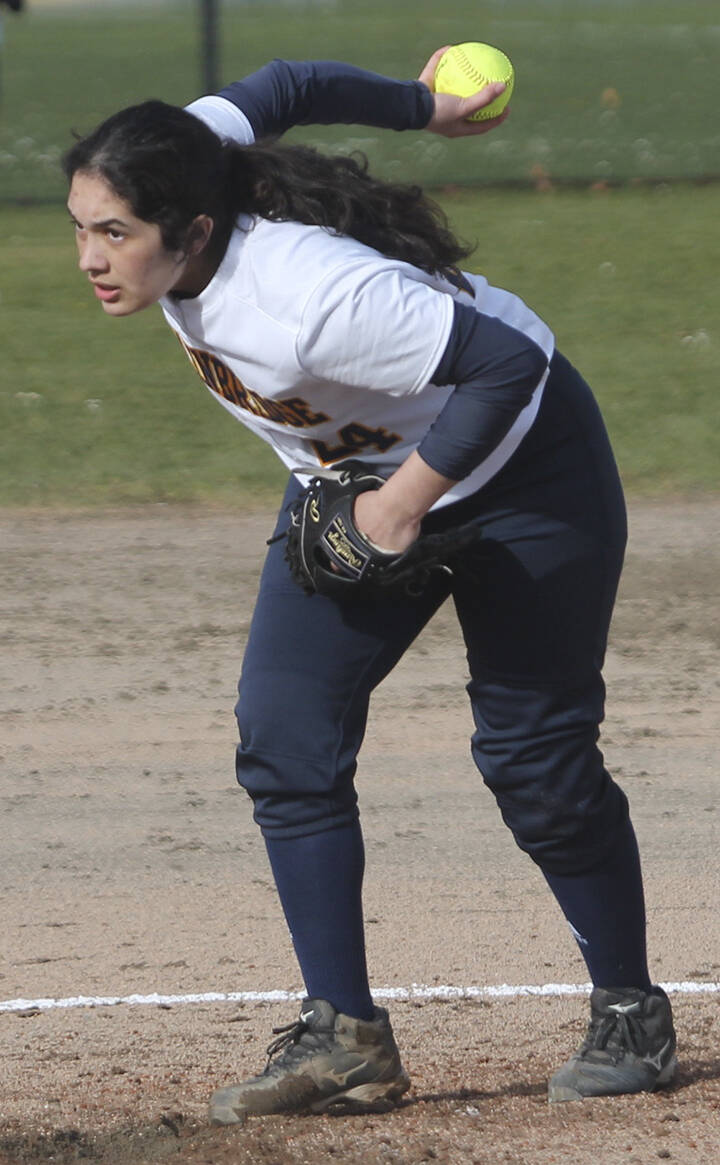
xmin=450 ymin=354 xmax=649 ymax=988
xmin=236 ymin=481 xmax=449 ymax=837
xmin=464 ymin=670 xmax=649 ymax=988
xmin=235 ymin=479 xmax=450 ymax=1015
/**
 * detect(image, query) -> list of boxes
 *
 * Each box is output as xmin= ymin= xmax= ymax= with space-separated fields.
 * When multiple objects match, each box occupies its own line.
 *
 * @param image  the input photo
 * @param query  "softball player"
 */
xmin=63 ymin=53 xmax=676 ymax=1121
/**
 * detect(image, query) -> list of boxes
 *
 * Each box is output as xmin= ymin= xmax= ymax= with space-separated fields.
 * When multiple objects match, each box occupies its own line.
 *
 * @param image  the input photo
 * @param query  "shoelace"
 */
xmin=262 ymin=1018 xmax=331 ymax=1076
xmin=584 ymin=1009 xmax=648 ymax=1062
xmin=265 ymin=1019 xmax=308 ymax=1060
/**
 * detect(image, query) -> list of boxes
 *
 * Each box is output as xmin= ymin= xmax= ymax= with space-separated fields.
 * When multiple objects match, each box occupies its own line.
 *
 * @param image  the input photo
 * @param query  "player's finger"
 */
xmin=428 ymin=92 xmax=510 ymax=137
xmin=449 ymin=108 xmax=510 ymax=137
xmin=417 ymin=46 xmax=451 ymax=90
xmin=460 ymin=80 xmax=507 ymax=117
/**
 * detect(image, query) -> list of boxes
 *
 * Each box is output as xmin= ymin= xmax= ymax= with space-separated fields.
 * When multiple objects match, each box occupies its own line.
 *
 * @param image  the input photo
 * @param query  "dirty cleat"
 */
xmin=209 ymin=997 xmax=410 ymax=1124
xmin=548 ymin=985 xmax=676 ymax=1102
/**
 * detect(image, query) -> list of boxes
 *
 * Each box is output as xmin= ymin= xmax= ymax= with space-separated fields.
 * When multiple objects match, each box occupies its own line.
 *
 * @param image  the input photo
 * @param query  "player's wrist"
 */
xmin=353 ymin=489 xmax=419 ymax=554
xmin=377 ymin=452 xmax=455 ymax=525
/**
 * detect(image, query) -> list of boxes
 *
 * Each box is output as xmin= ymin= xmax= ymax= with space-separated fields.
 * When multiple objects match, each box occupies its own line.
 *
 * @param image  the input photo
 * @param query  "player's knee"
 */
xmin=475 ymin=740 xmax=630 ymax=873
xmin=241 ymin=782 xmax=360 ymax=839
xmin=467 ymin=672 xmax=627 ymax=869
xmin=234 ymin=691 xmax=359 ymax=836
xmin=505 ymin=784 xmax=629 ymax=873
xmin=235 ymin=744 xmax=359 ymax=836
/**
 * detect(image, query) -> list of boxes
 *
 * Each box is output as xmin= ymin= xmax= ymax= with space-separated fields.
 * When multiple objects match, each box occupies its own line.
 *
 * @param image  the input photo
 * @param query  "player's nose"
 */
xmin=77 ymin=236 xmax=110 ymax=274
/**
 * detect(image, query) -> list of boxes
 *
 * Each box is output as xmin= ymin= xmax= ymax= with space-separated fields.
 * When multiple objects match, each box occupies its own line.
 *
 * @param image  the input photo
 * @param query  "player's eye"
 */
xmin=106 ymin=228 xmax=126 ymax=242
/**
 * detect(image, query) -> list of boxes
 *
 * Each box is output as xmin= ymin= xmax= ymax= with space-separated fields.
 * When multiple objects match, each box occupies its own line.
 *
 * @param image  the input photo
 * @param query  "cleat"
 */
xmin=548 ymin=985 xmax=677 ymax=1102
xmin=209 ymin=997 xmax=410 ymax=1124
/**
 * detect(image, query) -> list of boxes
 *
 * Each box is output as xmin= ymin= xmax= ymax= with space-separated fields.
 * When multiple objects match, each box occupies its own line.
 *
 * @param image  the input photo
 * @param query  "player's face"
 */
xmin=68 ymin=171 xmax=193 ymax=316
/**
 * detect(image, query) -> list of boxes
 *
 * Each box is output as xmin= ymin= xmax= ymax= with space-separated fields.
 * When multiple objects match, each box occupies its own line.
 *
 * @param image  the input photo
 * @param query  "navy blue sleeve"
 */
xmin=417 ymin=301 xmax=550 ymax=481
xmin=218 ymin=59 xmax=434 ymax=140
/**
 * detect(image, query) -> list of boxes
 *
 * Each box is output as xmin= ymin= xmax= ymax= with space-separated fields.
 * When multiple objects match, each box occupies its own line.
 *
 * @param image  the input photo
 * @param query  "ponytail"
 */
xmin=224 ymin=143 xmax=471 ymax=276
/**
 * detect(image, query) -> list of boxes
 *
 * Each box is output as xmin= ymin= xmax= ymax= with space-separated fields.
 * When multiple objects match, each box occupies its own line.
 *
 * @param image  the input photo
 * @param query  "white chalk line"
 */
xmin=2 ymin=981 xmax=719 ymax=1014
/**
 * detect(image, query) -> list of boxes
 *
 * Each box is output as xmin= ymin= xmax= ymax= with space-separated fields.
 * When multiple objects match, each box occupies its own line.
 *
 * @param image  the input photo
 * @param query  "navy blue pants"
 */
xmin=235 ymin=352 xmax=629 ymax=877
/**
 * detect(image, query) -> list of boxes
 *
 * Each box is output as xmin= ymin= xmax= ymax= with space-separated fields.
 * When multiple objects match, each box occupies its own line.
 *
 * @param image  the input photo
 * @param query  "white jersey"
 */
xmin=166 ymin=97 xmax=555 ymax=507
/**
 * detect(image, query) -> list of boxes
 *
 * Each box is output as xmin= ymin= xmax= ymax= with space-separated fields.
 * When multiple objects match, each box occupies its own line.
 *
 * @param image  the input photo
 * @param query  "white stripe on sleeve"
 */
xmin=185 ymin=95 xmax=255 ymax=144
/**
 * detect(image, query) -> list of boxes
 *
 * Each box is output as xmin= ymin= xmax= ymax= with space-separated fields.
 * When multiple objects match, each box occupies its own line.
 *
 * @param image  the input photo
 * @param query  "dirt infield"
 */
xmin=1 ymin=500 xmax=718 ymax=1164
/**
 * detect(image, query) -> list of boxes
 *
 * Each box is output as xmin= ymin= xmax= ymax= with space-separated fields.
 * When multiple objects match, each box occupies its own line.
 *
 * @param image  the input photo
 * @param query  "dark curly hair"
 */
xmin=63 ymin=99 xmax=472 ymax=277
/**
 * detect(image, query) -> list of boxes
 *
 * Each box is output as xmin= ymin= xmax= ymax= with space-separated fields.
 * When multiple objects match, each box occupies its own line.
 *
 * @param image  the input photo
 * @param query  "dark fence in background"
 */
xmin=1 ymin=0 xmax=718 ymax=201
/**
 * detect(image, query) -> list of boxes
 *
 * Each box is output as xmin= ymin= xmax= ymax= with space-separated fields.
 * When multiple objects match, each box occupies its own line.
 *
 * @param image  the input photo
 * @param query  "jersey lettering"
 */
xmin=178 ymin=339 xmax=403 ymax=463
xmin=178 ymin=339 xmax=330 ymax=429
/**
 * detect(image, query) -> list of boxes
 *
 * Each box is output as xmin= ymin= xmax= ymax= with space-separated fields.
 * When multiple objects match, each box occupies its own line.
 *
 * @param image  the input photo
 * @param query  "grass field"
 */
xmin=1 ymin=0 xmax=719 ymax=200
xmin=2 ymin=182 xmax=718 ymax=507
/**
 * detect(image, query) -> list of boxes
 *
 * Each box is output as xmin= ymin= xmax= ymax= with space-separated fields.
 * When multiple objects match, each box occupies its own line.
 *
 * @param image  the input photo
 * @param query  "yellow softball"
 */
xmin=434 ymin=42 xmax=515 ymax=121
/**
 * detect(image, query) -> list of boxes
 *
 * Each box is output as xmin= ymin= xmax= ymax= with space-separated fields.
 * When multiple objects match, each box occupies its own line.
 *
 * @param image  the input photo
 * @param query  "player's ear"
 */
xmin=185 ymin=214 xmax=214 ymax=257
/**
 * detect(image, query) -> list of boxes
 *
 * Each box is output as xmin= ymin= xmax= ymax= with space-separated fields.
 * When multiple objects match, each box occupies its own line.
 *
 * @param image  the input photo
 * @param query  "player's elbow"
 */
xmin=494 ymin=339 xmax=549 ymax=403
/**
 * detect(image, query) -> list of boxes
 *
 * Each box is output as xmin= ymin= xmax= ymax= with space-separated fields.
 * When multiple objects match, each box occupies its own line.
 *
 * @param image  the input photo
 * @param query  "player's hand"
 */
xmin=419 ymin=46 xmax=510 ymax=137
xmin=353 ymin=487 xmax=420 ymax=555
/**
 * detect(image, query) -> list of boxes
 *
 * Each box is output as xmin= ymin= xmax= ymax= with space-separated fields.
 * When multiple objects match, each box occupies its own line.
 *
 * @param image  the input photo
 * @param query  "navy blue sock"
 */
xmin=264 ymin=822 xmax=375 ymax=1020
xmin=543 ymin=818 xmax=652 ymax=991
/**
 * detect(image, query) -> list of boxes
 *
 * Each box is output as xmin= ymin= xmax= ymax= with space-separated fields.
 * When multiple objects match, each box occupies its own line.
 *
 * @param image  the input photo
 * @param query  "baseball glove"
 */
xmin=279 ymin=460 xmax=481 ymax=599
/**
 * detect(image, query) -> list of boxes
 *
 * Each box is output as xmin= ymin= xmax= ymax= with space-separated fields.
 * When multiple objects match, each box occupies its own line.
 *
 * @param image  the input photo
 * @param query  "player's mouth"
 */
xmin=92 ymin=282 xmax=121 ymax=303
